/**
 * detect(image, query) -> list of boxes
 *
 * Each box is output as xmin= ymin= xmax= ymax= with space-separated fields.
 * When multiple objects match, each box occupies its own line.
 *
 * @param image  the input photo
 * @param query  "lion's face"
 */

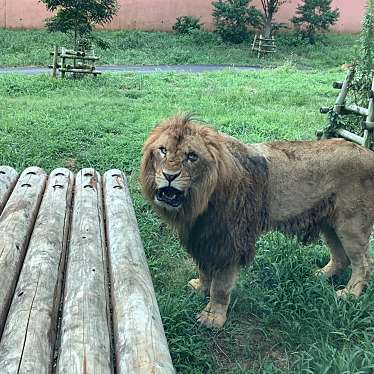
xmin=141 ymin=116 xmax=225 ymax=219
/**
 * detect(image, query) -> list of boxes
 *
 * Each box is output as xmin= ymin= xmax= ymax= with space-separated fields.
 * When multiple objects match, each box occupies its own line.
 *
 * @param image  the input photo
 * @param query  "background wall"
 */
xmin=0 ymin=0 xmax=366 ymax=33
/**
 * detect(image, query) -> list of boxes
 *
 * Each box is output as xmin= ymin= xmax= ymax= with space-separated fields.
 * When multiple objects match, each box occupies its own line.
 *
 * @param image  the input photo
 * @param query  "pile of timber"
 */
xmin=317 ymin=67 xmax=374 ymax=149
xmin=251 ymin=34 xmax=276 ymax=58
xmin=49 ymin=46 xmax=101 ymax=78
xmin=0 ymin=166 xmax=174 ymax=373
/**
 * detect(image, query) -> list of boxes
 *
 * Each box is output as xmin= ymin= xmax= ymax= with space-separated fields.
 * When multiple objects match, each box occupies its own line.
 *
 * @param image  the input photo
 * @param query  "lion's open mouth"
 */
xmin=155 ymin=187 xmax=185 ymax=207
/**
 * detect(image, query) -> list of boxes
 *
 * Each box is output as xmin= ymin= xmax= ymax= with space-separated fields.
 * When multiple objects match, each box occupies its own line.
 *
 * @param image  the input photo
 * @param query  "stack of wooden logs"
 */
xmin=318 ymin=68 xmax=374 ymax=149
xmin=0 ymin=166 xmax=174 ymax=373
xmin=50 ymin=46 xmax=101 ymax=78
xmin=251 ymin=34 xmax=276 ymax=58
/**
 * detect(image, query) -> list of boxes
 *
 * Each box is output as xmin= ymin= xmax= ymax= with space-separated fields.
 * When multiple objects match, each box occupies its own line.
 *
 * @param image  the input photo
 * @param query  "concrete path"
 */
xmin=0 ymin=64 xmax=260 ymax=75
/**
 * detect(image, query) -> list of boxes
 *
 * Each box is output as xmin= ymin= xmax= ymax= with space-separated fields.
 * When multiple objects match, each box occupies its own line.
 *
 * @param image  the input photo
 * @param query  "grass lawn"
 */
xmin=0 ymin=28 xmax=358 ymax=70
xmin=1 ymin=68 xmax=374 ymax=373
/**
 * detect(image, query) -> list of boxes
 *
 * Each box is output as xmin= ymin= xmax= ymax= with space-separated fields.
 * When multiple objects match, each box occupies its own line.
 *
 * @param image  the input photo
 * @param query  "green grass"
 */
xmin=1 ymin=69 xmax=374 ymax=373
xmin=0 ymin=28 xmax=358 ymax=69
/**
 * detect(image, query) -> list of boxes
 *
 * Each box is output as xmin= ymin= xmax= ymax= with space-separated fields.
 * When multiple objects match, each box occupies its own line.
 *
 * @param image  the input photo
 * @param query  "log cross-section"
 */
xmin=56 ymin=168 xmax=112 ymax=374
xmin=0 ymin=167 xmax=47 ymax=338
xmin=103 ymin=170 xmax=175 ymax=374
xmin=0 ymin=168 xmax=74 ymax=374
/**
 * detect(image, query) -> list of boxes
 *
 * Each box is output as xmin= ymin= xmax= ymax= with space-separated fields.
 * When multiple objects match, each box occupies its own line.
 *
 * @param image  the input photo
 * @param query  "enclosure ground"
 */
xmin=1 ymin=70 xmax=374 ymax=373
xmin=0 ymin=29 xmax=357 ymax=70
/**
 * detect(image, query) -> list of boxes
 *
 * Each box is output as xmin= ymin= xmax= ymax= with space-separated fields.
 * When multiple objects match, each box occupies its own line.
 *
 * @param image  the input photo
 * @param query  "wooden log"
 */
xmin=103 ymin=170 xmax=175 ymax=374
xmin=56 ymin=169 xmax=112 ymax=374
xmin=363 ymin=78 xmax=374 ymax=147
xmin=0 ymin=166 xmax=18 ymax=215
xmin=0 ymin=168 xmax=74 ymax=374
xmin=335 ymin=129 xmax=365 ymax=146
xmin=58 ymin=68 xmax=100 ymax=74
xmin=251 ymin=35 xmax=257 ymax=52
xmin=332 ymin=81 xmax=343 ymax=89
xmin=60 ymin=55 xmax=99 ymax=61
xmin=0 ymin=167 xmax=47 ymax=337
xmin=342 ymin=104 xmax=368 ymax=117
xmin=334 ymin=67 xmax=355 ymax=114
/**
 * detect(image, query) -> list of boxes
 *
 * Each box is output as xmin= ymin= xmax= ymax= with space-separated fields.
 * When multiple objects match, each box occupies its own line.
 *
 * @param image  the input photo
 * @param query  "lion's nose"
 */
xmin=163 ymin=171 xmax=181 ymax=182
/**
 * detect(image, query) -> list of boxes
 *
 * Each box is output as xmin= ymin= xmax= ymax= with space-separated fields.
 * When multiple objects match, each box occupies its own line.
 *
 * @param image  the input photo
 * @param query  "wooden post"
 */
xmin=334 ymin=67 xmax=355 ymax=114
xmin=0 ymin=166 xmax=18 ymax=215
xmin=0 ymin=167 xmax=47 ymax=337
xmin=56 ymin=169 xmax=112 ymax=374
xmin=0 ymin=169 xmax=74 ymax=373
xmin=103 ymin=170 xmax=175 ymax=374
xmin=61 ymin=48 xmax=66 ymax=79
xmin=52 ymin=45 xmax=59 ymax=78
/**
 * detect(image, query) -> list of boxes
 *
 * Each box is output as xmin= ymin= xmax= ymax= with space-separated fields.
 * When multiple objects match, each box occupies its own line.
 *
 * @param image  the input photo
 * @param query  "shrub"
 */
xmin=212 ymin=0 xmax=262 ymax=43
xmin=173 ymin=16 xmax=202 ymax=34
xmin=290 ymin=0 xmax=340 ymax=44
xmin=40 ymin=0 xmax=118 ymax=49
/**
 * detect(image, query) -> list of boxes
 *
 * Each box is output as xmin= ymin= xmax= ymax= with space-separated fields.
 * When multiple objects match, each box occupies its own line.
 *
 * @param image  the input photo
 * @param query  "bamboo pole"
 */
xmin=0 ymin=169 xmax=74 ymax=374
xmin=103 ymin=170 xmax=175 ymax=374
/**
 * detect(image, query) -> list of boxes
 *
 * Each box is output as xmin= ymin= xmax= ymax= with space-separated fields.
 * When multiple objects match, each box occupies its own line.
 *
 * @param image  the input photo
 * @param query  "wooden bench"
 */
xmin=0 ymin=166 xmax=175 ymax=373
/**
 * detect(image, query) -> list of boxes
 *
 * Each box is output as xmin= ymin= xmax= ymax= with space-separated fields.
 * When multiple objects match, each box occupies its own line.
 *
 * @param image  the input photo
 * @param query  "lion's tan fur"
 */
xmin=141 ymin=115 xmax=374 ymax=327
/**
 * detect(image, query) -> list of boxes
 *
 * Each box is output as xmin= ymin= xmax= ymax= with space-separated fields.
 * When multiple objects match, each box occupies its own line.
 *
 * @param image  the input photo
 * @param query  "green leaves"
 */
xmin=40 ymin=0 xmax=118 ymax=48
xmin=212 ymin=0 xmax=262 ymax=43
xmin=290 ymin=0 xmax=340 ymax=44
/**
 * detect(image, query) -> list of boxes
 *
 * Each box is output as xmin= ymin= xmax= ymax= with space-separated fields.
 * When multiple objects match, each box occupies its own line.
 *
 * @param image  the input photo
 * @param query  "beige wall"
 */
xmin=0 ymin=0 xmax=366 ymax=33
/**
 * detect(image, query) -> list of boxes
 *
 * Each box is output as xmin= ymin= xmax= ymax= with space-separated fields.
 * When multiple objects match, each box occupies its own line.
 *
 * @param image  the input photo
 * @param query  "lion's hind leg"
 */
xmin=334 ymin=219 xmax=373 ymax=297
xmin=317 ymin=225 xmax=350 ymax=278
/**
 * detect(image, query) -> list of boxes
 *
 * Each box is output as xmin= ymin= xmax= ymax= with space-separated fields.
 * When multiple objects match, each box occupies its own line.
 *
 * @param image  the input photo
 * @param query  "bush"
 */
xmin=173 ymin=16 xmax=202 ymax=34
xmin=290 ymin=0 xmax=340 ymax=44
xmin=212 ymin=0 xmax=262 ymax=43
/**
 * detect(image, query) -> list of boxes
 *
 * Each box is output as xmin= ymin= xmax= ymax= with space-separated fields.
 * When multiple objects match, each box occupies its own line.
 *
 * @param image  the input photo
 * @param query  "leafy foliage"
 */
xmin=342 ymin=0 xmax=374 ymax=136
xmin=40 ymin=0 xmax=118 ymax=49
xmin=172 ymin=16 xmax=202 ymax=34
xmin=290 ymin=0 xmax=340 ymax=44
xmin=212 ymin=0 xmax=262 ymax=43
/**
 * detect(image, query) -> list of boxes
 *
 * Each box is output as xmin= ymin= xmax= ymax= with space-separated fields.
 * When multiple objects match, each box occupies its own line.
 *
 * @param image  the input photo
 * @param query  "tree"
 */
xmin=290 ymin=0 xmax=339 ymax=44
xmin=40 ymin=0 xmax=119 ymax=49
xmin=212 ymin=0 xmax=262 ymax=43
xmin=260 ymin=0 xmax=287 ymax=38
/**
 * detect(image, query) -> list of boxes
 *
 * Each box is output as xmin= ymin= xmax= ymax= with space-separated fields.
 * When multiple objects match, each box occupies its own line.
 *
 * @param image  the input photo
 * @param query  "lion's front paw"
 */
xmin=197 ymin=302 xmax=227 ymax=329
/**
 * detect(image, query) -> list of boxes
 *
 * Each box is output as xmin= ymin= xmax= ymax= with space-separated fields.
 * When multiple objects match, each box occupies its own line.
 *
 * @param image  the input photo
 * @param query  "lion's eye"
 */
xmin=187 ymin=152 xmax=198 ymax=162
xmin=159 ymin=147 xmax=167 ymax=157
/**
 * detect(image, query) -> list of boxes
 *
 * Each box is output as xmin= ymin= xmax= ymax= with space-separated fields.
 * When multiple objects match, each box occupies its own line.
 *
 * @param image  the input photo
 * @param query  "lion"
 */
xmin=140 ymin=114 xmax=373 ymax=328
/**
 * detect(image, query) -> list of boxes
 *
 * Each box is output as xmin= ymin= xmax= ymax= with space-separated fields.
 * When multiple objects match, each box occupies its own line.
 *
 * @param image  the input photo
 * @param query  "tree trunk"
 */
xmin=264 ymin=16 xmax=272 ymax=38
